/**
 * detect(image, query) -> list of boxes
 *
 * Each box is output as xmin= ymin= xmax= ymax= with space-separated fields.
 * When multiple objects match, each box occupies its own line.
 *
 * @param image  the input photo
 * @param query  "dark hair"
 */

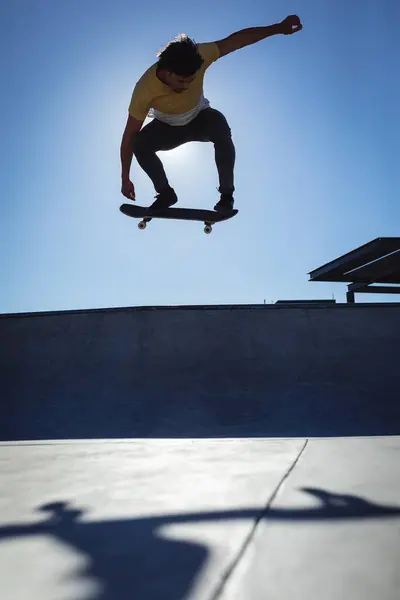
xmin=156 ymin=34 xmax=204 ymax=77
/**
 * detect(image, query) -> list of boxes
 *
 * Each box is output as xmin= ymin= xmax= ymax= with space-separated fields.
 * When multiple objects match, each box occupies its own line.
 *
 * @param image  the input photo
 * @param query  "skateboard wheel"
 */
xmin=138 ymin=220 xmax=147 ymax=230
xmin=204 ymin=225 xmax=212 ymax=234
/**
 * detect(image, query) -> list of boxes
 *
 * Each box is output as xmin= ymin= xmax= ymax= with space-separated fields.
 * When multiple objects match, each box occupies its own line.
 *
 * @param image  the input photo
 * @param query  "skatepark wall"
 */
xmin=1 ymin=303 xmax=400 ymax=440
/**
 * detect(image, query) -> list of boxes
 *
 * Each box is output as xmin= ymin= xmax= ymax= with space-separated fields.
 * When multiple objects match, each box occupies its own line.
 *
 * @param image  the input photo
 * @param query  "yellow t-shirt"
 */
xmin=129 ymin=42 xmax=220 ymax=126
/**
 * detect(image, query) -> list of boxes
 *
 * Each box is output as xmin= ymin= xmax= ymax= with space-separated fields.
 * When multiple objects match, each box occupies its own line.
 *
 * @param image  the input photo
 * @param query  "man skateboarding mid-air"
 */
xmin=120 ymin=15 xmax=302 ymax=213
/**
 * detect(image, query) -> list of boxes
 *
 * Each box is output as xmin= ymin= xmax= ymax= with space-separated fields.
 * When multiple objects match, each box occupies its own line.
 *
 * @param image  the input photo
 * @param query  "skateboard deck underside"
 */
xmin=120 ymin=203 xmax=238 ymax=233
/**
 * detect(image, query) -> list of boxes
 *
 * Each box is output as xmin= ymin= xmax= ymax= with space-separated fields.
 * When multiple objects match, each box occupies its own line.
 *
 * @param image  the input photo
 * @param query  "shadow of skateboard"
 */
xmin=120 ymin=203 xmax=238 ymax=234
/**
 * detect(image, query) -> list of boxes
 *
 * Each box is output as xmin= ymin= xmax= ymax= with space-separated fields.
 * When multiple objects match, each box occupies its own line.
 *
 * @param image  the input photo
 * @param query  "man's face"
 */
xmin=166 ymin=72 xmax=196 ymax=93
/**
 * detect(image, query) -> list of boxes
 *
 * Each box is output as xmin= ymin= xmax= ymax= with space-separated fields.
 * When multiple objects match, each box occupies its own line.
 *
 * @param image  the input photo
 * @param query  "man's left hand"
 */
xmin=278 ymin=15 xmax=303 ymax=35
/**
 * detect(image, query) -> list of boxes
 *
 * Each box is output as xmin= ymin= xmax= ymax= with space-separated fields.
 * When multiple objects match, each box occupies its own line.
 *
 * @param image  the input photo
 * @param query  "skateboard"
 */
xmin=120 ymin=203 xmax=238 ymax=234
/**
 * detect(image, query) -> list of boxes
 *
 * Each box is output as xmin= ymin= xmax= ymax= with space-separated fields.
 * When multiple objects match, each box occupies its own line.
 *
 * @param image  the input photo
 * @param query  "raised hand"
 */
xmin=279 ymin=15 xmax=303 ymax=35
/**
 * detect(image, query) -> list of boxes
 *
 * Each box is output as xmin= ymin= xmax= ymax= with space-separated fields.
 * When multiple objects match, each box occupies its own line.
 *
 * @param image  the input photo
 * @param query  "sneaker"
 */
xmin=214 ymin=193 xmax=234 ymax=213
xmin=150 ymin=186 xmax=178 ymax=210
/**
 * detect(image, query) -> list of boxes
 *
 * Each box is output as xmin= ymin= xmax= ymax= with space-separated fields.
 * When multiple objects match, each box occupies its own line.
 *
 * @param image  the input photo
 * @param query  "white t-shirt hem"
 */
xmin=148 ymin=94 xmax=210 ymax=126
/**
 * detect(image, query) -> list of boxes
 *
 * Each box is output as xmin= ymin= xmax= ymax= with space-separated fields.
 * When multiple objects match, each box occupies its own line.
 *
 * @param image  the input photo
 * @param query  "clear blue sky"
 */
xmin=2 ymin=0 xmax=399 ymax=313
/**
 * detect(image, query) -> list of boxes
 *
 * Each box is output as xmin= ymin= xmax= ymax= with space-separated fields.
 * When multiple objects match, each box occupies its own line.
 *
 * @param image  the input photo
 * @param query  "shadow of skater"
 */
xmin=0 ymin=489 xmax=399 ymax=600
xmin=0 ymin=501 xmax=207 ymax=600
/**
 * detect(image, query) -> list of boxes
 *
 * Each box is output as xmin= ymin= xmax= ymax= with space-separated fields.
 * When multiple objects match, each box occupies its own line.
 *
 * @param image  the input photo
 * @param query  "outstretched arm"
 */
xmin=215 ymin=15 xmax=303 ymax=58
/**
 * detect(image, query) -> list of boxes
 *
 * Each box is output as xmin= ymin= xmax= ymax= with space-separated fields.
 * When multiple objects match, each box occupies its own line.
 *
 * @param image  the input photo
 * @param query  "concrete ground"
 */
xmin=1 ymin=436 xmax=399 ymax=599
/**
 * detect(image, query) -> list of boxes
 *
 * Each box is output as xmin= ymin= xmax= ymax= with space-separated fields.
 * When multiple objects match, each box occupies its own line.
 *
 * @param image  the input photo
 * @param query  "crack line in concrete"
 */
xmin=208 ymin=439 xmax=309 ymax=600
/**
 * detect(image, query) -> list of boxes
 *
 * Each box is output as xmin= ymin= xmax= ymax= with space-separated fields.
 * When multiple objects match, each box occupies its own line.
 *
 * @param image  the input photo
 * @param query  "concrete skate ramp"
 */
xmin=1 ymin=304 xmax=399 ymax=440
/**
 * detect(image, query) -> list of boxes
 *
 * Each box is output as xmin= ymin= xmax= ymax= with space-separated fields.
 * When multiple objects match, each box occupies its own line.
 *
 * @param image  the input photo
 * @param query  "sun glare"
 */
xmin=162 ymin=143 xmax=194 ymax=164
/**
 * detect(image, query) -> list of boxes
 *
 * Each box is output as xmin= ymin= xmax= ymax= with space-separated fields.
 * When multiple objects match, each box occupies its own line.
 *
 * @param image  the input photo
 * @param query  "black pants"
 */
xmin=132 ymin=107 xmax=235 ymax=194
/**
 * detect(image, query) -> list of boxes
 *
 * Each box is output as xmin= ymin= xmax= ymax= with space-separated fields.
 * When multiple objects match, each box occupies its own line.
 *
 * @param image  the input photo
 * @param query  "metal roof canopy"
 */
xmin=308 ymin=237 xmax=400 ymax=303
